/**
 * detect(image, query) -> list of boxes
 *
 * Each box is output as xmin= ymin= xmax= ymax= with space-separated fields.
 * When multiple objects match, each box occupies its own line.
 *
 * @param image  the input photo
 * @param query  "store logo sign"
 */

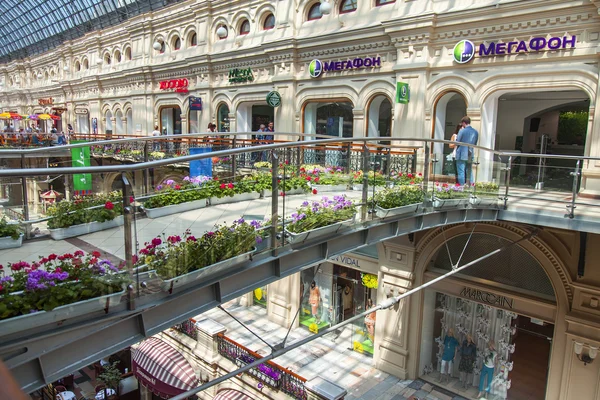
xmin=453 ymin=40 xmax=475 ymax=64
xmin=330 ymin=254 xmax=360 ymax=268
xmin=454 ymin=35 xmax=577 ymax=64
xmin=38 ymin=97 xmax=54 ymax=106
xmin=159 ymin=78 xmax=189 ymax=93
xmin=460 ymin=287 xmax=514 ymax=309
xmin=396 ymin=82 xmax=410 ymax=104
xmin=309 ymin=57 xmax=381 ymax=78
xmin=229 ymin=68 xmax=254 ymax=83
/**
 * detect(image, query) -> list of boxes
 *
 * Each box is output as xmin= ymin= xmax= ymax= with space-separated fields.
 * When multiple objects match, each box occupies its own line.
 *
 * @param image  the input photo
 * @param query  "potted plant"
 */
xmin=97 ymin=361 xmax=122 ymax=400
xmin=47 ymin=192 xmax=125 ymax=240
xmin=301 ymin=165 xmax=351 ymax=193
xmin=0 ymin=218 xmax=23 ymax=249
xmin=471 ymin=181 xmax=501 ymax=208
xmin=432 ymin=183 xmax=470 ymax=210
xmin=0 ymin=250 xmax=128 ymax=330
xmin=143 ymin=176 xmax=211 ymax=219
xmin=135 ymin=220 xmax=262 ymax=293
xmin=209 ymin=176 xmax=261 ymax=205
xmin=284 ymin=195 xmax=356 ymax=245
xmin=371 ymin=184 xmax=424 ymax=219
xmin=352 ymin=170 xmax=387 ymax=191
xmin=389 ymin=171 xmax=424 ymax=186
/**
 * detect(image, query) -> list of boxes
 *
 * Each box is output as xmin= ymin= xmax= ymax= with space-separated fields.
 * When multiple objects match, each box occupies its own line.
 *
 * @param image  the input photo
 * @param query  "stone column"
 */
xmin=122 ymin=118 xmax=128 ymax=136
xmin=353 ymin=108 xmax=365 ymax=138
xmin=194 ymin=318 xmax=227 ymax=365
xmin=267 ymin=272 xmax=301 ymax=329
xmin=373 ymin=237 xmax=416 ymax=379
xmin=180 ymin=115 xmax=188 ymax=135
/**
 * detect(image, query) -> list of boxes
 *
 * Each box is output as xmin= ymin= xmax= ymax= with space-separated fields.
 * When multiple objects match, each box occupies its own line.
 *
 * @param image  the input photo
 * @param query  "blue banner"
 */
xmin=189 ymin=147 xmax=212 ymax=177
xmin=189 ymin=96 xmax=203 ymax=111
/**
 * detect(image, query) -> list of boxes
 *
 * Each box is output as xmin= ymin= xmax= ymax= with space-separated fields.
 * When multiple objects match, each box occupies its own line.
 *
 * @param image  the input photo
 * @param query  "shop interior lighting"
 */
xmin=320 ymin=0 xmax=332 ymax=15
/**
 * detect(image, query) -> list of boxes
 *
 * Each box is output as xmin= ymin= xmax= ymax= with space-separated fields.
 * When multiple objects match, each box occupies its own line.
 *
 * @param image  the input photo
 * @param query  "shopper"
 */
xmin=253 ymin=124 xmax=267 ymax=162
xmin=448 ymin=125 xmax=461 ymax=183
xmin=151 ymin=125 xmax=161 ymax=151
xmin=455 ymin=116 xmax=479 ymax=185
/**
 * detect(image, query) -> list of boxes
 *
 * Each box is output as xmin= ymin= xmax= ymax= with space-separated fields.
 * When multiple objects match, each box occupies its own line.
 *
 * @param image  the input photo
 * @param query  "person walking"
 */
xmin=151 ymin=125 xmax=161 ymax=151
xmin=449 ymin=125 xmax=461 ymax=183
xmin=455 ymin=116 xmax=479 ymax=185
xmin=253 ymin=124 xmax=267 ymax=162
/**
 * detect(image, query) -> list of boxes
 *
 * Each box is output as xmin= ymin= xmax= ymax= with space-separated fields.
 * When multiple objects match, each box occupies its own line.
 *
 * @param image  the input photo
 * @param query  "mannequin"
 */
xmin=478 ymin=341 xmax=497 ymax=399
xmin=439 ymin=328 xmax=459 ymax=383
xmin=309 ymin=281 xmax=321 ymax=323
xmin=364 ymin=298 xmax=376 ymax=342
xmin=458 ymin=334 xmax=477 ymax=389
xmin=342 ymin=284 xmax=353 ymax=315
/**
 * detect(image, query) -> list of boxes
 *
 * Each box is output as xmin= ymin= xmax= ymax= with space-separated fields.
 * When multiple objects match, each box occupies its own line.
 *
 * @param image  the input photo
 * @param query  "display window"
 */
xmin=217 ymin=104 xmax=230 ymax=133
xmin=253 ymin=286 xmax=268 ymax=308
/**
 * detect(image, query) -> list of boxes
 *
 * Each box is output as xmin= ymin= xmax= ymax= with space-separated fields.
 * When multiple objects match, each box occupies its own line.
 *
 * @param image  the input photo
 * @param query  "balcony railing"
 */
xmin=172 ymin=319 xmax=199 ymax=341
xmin=217 ymin=333 xmax=307 ymax=400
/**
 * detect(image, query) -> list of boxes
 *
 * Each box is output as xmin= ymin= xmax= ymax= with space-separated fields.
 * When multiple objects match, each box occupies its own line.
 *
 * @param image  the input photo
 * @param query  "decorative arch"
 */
xmin=363 ymin=90 xmax=395 ymax=137
xmin=210 ymin=17 xmax=230 ymax=37
xmin=425 ymin=76 xmax=475 ymax=114
xmin=154 ymin=97 xmax=185 ymax=116
xmin=111 ymin=102 xmax=123 ymax=115
xmin=296 ymin=85 xmax=359 ymax=112
xmin=232 ymin=10 xmax=253 ymax=27
xmin=255 ymin=4 xmax=276 ymax=26
xmin=123 ymin=45 xmax=132 ymax=61
xmin=101 ymin=102 xmax=113 ymax=115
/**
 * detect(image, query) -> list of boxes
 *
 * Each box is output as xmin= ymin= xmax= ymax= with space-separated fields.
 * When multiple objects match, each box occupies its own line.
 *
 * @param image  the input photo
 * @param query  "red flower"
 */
xmin=40 ymin=257 xmax=49 ymax=264
xmin=152 ymin=238 xmax=162 ymax=246
xmin=312 ymin=189 xmax=318 ymax=195
xmin=300 ymin=168 xmax=306 ymax=173
xmin=213 ymin=176 xmax=219 ymax=181
xmin=418 ymin=173 xmax=423 ymax=177
xmin=314 ymin=177 xmax=320 ymax=183
xmin=220 ymin=183 xmax=226 ymax=189
xmin=410 ymin=181 xmax=415 ymax=184
xmin=74 ymin=250 xmax=84 ymax=257
xmin=407 ymin=173 xmax=413 ymax=178
xmin=306 ymin=176 xmax=312 ymax=181
xmin=285 ymin=160 xmax=290 ymax=165
xmin=442 ymin=183 xmax=449 ymax=188
xmin=132 ymin=255 xmax=139 ymax=264
xmin=48 ymin=254 xmax=57 ymax=261
xmin=187 ymin=236 xmax=197 ymax=242
xmin=92 ymin=250 xmax=101 ymax=258
xmin=90 ymin=257 xmax=98 ymax=264
xmin=55 ymin=267 xmax=63 ymax=273
xmin=0 ymin=265 xmax=3 ymax=270
xmin=130 ymin=196 xmax=134 ymax=203
xmin=399 ymin=172 xmax=403 ymax=177
xmin=105 ymin=201 xmax=115 ymax=210
xmin=280 ymin=192 xmax=285 ymax=197
xmin=455 ymin=183 xmax=461 ymax=187
xmin=139 ymin=248 xmax=149 ymax=255
xmin=228 ymin=183 xmax=234 ymax=189
xmin=174 ymin=185 xmax=181 ymax=190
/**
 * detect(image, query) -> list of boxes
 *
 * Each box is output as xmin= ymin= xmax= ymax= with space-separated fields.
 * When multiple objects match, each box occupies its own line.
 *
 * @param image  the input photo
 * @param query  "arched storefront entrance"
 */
xmin=216 ymin=103 xmax=230 ymax=133
xmin=432 ymin=92 xmax=467 ymax=178
xmin=303 ymin=99 xmax=354 ymax=138
xmin=159 ymin=105 xmax=182 ymax=135
xmin=367 ymin=95 xmax=392 ymax=138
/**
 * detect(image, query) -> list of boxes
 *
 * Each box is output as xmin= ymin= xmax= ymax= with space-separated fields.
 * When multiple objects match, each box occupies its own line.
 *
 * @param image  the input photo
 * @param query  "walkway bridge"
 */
xmin=0 ymin=135 xmax=599 ymax=393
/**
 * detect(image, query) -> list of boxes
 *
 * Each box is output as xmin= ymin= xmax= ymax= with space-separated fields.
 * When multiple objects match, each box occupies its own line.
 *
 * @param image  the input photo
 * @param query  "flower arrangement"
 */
xmin=474 ymin=181 xmax=500 ymax=198
xmin=353 ymin=170 xmax=386 ymax=186
xmin=286 ymin=195 xmax=356 ymax=234
xmin=47 ymin=192 xmax=123 ymax=229
xmin=0 ymin=218 xmax=21 ymax=240
xmin=391 ymin=172 xmax=424 ymax=185
xmin=253 ymin=161 xmax=271 ymax=169
xmin=211 ymin=175 xmax=261 ymax=198
xmin=135 ymin=219 xmax=262 ymax=280
xmin=237 ymin=353 xmax=282 ymax=381
xmin=149 ymin=151 xmax=165 ymax=160
xmin=300 ymin=165 xmax=351 ymax=186
xmin=371 ymin=184 xmax=424 ymax=210
xmin=0 ymin=250 xmax=128 ymax=319
xmin=143 ymin=176 xmax=212 ymax=209
xmin=361 ymin=273 xmax=378 ymax=289
xmin=433 ymin=182 xmax=470 ymax=199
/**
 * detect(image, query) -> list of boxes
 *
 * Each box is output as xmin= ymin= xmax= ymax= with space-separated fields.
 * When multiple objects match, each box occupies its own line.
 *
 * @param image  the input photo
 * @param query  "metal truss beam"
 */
xmin=0 ymin=208 xmax=498 ymax=393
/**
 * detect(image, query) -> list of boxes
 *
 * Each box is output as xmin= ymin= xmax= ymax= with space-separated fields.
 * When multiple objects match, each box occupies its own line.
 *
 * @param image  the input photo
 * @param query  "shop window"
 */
xmin=340 ymin=0 xmax=357 ymax=13
xmin=304 ymin=101 xmax=354 ymax=137
xmin=125 ymin=47 xmax=132 ymax=61
xmin=240 ymin=19 xmax=250 ymax=35
xmin=307 ymin=3 xmax=323 ymax=21
xmin=263 ymin=13 xmax=275 ymax=30
xmin=173 ymin=36 xmax=181 ymax=50
xmin=189 ymin=32 xmax=197 ymax=46
xmin=114 ymin=50 xmax=121 ymax=63
xmin=217 ymin=104 xmax=230 ymax=132
xmin=376 ymin=0 xmax=395 ymax=5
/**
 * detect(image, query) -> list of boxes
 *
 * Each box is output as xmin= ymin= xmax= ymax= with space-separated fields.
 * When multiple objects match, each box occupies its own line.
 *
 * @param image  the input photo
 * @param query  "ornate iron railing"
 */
xmin=217 ymin=333 xmax=307 ymax=400
xmin=172 ymin=319 xmax=199 ymax=340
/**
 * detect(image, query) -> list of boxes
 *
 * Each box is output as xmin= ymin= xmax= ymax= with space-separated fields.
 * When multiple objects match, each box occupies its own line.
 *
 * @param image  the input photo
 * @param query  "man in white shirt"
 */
xmin=151 ymin=125 xmax=161 ymax=151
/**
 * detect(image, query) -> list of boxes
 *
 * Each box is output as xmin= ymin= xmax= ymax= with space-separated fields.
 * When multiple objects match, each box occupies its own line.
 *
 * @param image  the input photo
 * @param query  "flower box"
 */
xmin=285 ymin=215 xmax=356 ymax=246
xmin=470 ymin=196 xmax=502 ymax=208
xmin=235 ymin=357 xmax=282 ymax=389
xmin=261 ymin=188 xmax=306 ymax=197
xmin=160 ymin=248 xmax=256 ymax=293
xmin=432 ymin=198 xmax=469 ymax=210
xmin=312 ymin=184 xmax=348 ymax=193
xmin=375 ymin=203 xmax=421 ymax=219
xmin=0 ymin=233 xmax=23 ymax=249
xmin=209 ymin=192 xmax=260 ymax=206
xmin=0 ymin=290 xmax=124 ymax=333
xmin=143 ymin=199 xmax=207 ymax=219
xmin=49 ymin=215 xmax=124 ymax=240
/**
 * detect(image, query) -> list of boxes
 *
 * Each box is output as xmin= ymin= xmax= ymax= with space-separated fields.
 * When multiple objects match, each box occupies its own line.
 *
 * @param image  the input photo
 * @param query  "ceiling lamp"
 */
xmin=216 ymin=26 xmax=228 ymax=39
xmin=320 ymin=0 xmax=332 ymax=15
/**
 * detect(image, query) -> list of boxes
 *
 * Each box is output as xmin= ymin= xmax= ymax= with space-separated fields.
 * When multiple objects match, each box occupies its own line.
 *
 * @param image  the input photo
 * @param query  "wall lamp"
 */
xmin=319 ymin=0 xmax=332 ymax=15
xmin=216 ymin=25 xmax=228 ymax=39
xmin=153 ymin=39 xmax=164 ymax=51
xmin=574 ymin=342 xmax=598 ymax=366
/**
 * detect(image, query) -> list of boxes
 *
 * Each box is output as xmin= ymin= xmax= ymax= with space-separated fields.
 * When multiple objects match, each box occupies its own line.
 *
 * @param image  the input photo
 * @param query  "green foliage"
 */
xmin=433 ymin=183 xmax=470 ymax=199
xmin=97 ymin=361 xmax=122 ymax=391
xmin=352 ymin=170 xmax=386 ymax=186
xmin=0 ymin=218 xmax=21 ymax=240
xmin=47 ymin=192 xmax=123 ymax=229
xmin=474 ymin=182 xmax=499 ymax=198
xmin=558 ymin=111 xmax=588 ymax=145
xmin=371 ymin=185 xmax=424 ymax=209
xmin=286 ymin=196 xmax=356 ymax=234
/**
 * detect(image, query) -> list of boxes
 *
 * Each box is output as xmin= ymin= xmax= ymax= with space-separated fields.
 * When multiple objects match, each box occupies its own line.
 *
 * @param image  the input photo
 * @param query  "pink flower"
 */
xmin=104 ymin=201 xmax=114 ymax=210
xmin=220 ymin=183 xmax=226 ymax=189
xmin=92 ymin=251 xmax=101 ymax=258
xmin=74 ymin=250 xmax=84 ymax=257
xmin=227 ymin=183 xmax=234 ymax=189
xmin=152 ymin=238 xmax=162 ymax=246
xmin=187 ymin=236 xmax=197 ymax=242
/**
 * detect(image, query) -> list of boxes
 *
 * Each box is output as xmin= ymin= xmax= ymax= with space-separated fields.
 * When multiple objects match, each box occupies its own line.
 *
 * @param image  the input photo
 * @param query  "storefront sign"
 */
xmin=38 ymin=98 xmax=53 ymax=106
xmin=71 ymin=141 xmax=92 ymax=194
xmin=189 ymin=96 xmax=203 ymax=111
xmin=453 ymin=36 xmax=577 ymax=64
xmin=330 ymin=254 xmax=360 ymax=268
xmin=309 ymin=57 xmax=381 ymax=78
xmin=74 ymin=108 xmax=88 ymax=115
xmin=459 ymin=287 xmax=514 ymax=309
xmin=266 ymin=91 xmax=281 ymax=108
xmin=396 ymin=82 xmax=410 ymax=104
xmin=228 ymin=68 xmax=254 ymax=83
xmin=159 ymin=79 xmax=189 ymax=93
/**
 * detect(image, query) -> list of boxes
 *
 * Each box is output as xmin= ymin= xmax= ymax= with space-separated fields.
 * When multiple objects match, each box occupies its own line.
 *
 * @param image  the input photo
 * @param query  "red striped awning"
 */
xmin=213 ymin=389 xmax=255 ymax=400
xmin=132 ymin=337 xmax=199 ymax=398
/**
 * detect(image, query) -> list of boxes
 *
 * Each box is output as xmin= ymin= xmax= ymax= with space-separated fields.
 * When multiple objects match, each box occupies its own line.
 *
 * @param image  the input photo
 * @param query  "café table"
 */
xmin=95 ymin=388 xmax=116 ymax=400
xmin=56 ymin=391 xmax=76 ymax=400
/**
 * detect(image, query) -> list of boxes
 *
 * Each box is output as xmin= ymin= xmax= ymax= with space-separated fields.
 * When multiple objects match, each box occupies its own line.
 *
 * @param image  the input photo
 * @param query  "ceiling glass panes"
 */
xmin=0 ymin=0 xmax=185 ymax=63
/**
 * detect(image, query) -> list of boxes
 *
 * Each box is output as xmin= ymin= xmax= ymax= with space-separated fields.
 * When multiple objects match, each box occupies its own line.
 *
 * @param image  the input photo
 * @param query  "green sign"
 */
xmin=396 ymin=82 xmax=410 ymax=104
xmin=71 ymin=141 xmax=92 ymax=194
xmin=228 ymin=68 xmax=254 ymax=83
xmin=266 ymin=91 xmax=282 ymax=108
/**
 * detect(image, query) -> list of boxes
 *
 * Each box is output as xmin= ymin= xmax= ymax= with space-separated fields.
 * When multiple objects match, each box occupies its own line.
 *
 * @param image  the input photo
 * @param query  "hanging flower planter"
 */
xmin=143 ymin=199 xmax=207 ymax=219
xmin=49 ymin=215 xmax=124 ymax=240
xmin=210 ymin=192 xmax=260 ymax=205
xmin=371 ymin=185 xmax=424 ymax=219
xmin=0 ymin=233 xmax=23 ymax=250
xmin=432 ymin=198 xmax=469 ymax=210
xmin=432 ymin=183 xmax=470 ymax=210
xmin=469 ymin=196 xmax=501 ymax=208
xmin=311 ymin=184 xmax=348 ymax=193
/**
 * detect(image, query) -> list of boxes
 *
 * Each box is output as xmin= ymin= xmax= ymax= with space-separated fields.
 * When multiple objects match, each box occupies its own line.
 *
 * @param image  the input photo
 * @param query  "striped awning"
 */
xmin=132 ymin=337 xmax=199 ymax=398
xmin=213 ymin=389 xmax=255 ymax=400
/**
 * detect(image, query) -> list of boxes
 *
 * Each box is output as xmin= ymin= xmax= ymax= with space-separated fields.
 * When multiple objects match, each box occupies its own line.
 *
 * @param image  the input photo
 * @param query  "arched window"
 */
xmin=114 ymin=50 xmax=122 ymax=63
xmin=263 ymin=14 xmax=275 ymax=30
xmin=376 ymin=0 xmax=395 ymax=5
xmin=189 ymin=32 xmax=197 ymax=46
xmin=104 ymin=54 xmax=111 ymax=65
xmin=159 ymin=41 xmax=165 ymax=53
xmin=240 ymin=19 xmax=250 ymax=35
xmin=340 ymin=0 xmax=357 ymax=13
xmin=44 ymin=71 xmax=49 ymax=80
xmin=83 ymin=59 xmax=89 ymax=69
xmin=173 ymin=36 xmax=181 ymax=50
xmin=307 ymin=3 xmax=323 ymax=20
xmin=125 ymin=47 xmax=132 ymax=61
xmin=75 ymin=61 xmax=81 ymax=71
xmin=217 ymin=104 xmax=230 ymax=132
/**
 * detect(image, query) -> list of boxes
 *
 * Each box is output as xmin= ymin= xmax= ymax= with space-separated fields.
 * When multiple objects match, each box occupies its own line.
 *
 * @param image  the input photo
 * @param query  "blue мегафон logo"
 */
xmin=453 ymin=40 xmax=475 ymax=64
xmin=309 ymin=59 xmax=323 ymax=78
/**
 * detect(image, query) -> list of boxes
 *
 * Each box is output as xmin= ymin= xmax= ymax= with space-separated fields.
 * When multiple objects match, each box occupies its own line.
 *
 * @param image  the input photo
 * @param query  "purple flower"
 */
xmin=183 ymin=176 xmax=191 ymax=182
xmin=156 ymin=185 xmax=163 ymax=190
xmin=250 ymin=220 xmax=262 ymax=228
xmin=165 ymin=179 xmax=175 ymax=185
xmin=301 ymin=201 xmax=309 ymax=207
xmin=256 ymin=236 xmax=263 ymax=244
xmin=25 ymin=270 xmax=69 ymax=291
xmin=235 ymin=218 xmax=245 ymax=224
xmin=99 ymin=259 xmax=119 ymax=273
xmin=0 ymin=276 xmax=14 ymax=284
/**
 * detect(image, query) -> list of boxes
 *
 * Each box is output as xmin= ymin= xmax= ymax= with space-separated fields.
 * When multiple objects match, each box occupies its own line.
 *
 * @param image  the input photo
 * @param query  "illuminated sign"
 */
xmin=38 ymin=98 xmax=54 ymax=106
xmin=159 ymin=79 xmax=189 ymax=93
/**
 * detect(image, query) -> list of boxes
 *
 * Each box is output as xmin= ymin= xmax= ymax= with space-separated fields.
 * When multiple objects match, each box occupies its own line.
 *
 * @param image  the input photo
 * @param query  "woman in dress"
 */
xmin=459 ymin=334 xmax=477 ymax=389
xmin=309 ymin=281 xmax=321 ymax=323
xmin=364 ymin=298 xmax=376 ymax=342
